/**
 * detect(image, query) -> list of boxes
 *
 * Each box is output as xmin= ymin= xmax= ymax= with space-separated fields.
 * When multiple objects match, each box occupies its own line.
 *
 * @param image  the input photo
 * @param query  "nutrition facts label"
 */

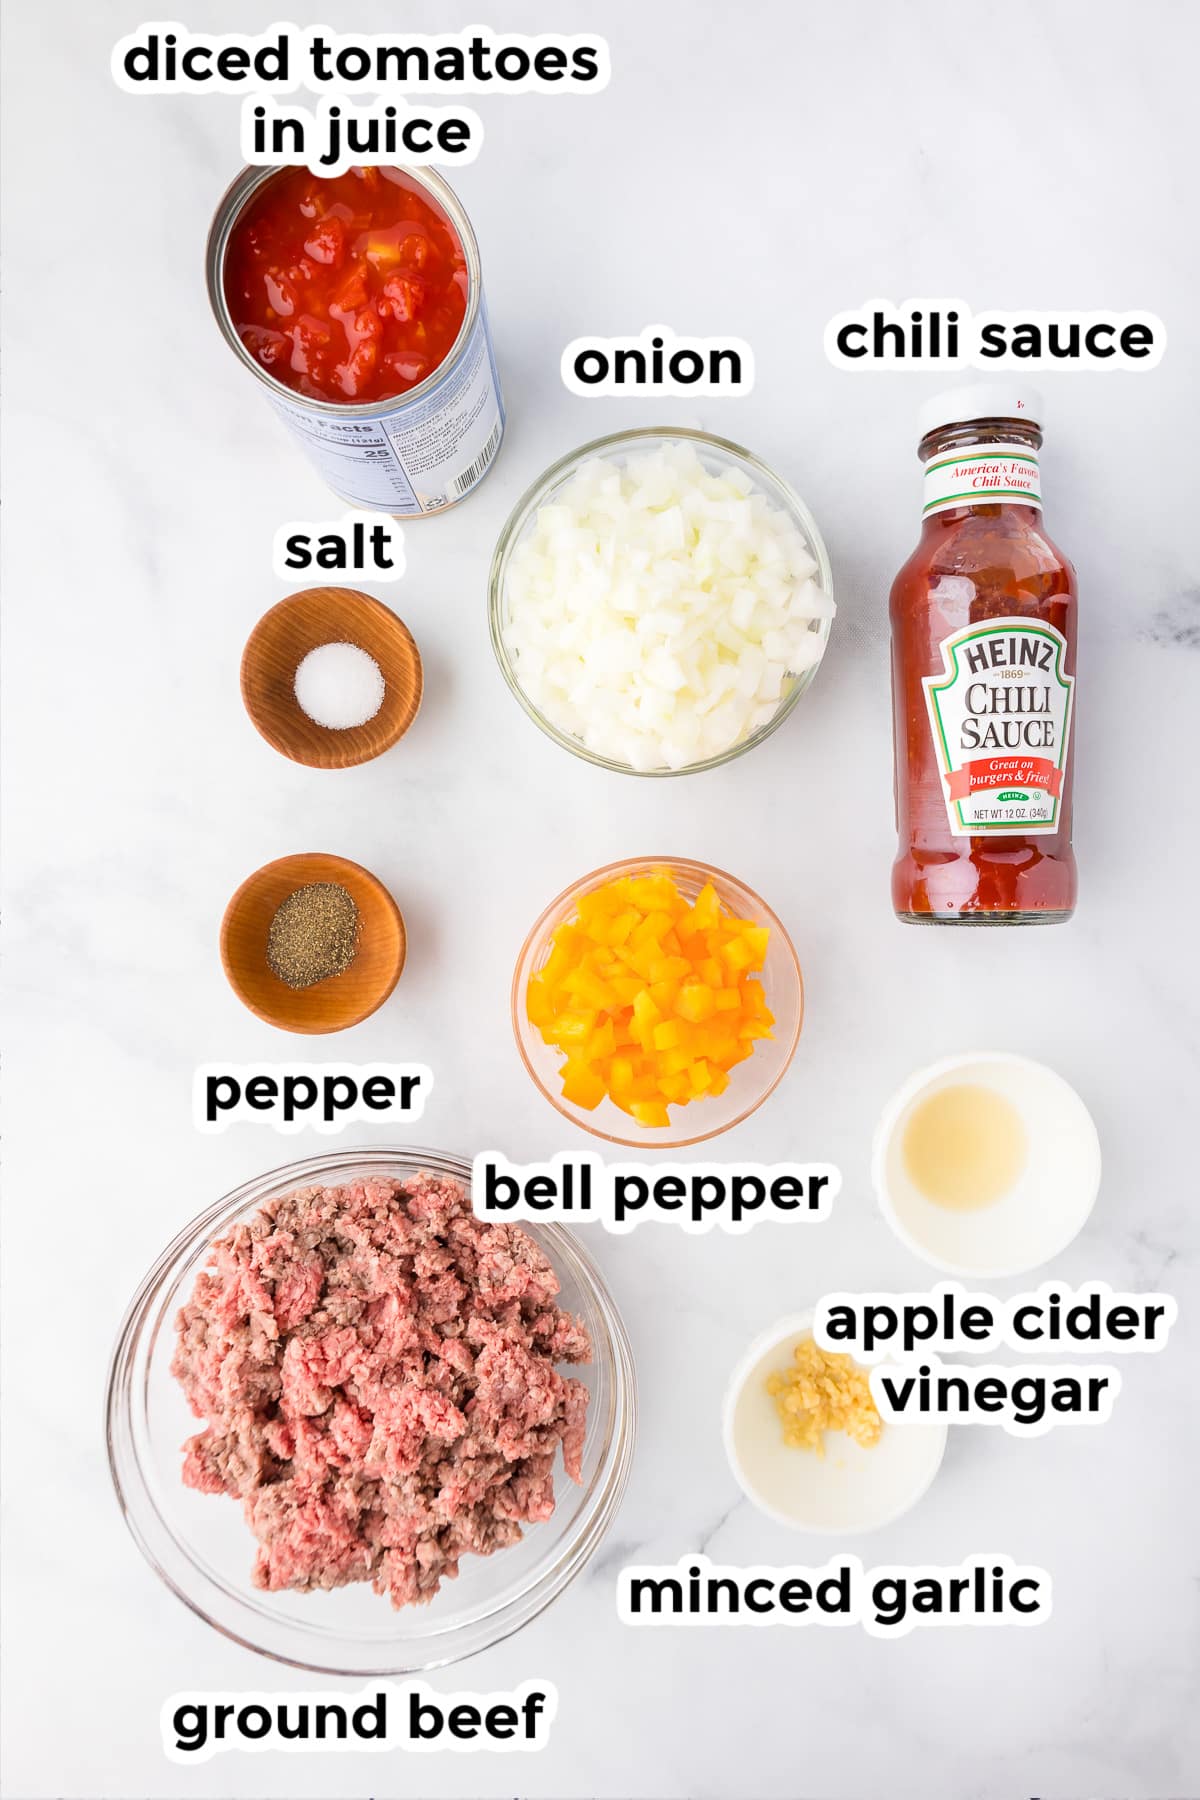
xmin=269 ymin=305 xmax=505 ymax=515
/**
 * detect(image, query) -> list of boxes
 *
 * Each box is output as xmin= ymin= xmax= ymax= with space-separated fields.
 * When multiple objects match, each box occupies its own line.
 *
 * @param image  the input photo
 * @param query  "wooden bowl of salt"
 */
xmin=240 ymin=587 xmax=423 ymax=769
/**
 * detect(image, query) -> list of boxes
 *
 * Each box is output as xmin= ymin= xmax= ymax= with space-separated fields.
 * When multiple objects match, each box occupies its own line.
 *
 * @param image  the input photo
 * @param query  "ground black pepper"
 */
xmin=267 ymin=882 xmax=359 ymax=989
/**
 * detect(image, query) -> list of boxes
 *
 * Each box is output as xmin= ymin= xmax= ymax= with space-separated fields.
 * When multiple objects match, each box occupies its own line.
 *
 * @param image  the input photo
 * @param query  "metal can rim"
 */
xmin=205 ymin=163 xmax=484 ymax=418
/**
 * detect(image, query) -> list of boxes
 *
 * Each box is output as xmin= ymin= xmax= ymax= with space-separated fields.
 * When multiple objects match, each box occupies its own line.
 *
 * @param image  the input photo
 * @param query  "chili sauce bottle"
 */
xmin=890 ymin=385 xmax=1078 ymax=924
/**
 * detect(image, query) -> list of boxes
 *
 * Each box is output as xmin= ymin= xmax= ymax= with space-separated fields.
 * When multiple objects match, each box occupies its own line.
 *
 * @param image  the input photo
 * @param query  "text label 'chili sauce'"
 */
xmin=890 ymin=385 xmax=1078 ymax=924
xmin=208 ymin=166 xmax=504 ymax=515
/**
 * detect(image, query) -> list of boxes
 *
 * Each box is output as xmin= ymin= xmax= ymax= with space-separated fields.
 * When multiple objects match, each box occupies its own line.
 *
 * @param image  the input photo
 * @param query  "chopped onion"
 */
xmin=502 ymin=442 xmax=833 ymax=771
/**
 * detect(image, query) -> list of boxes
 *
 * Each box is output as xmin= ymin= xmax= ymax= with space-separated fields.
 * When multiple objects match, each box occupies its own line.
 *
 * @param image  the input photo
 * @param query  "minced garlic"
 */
xmin=765 ymin=1338 xmax=882 ymax=1455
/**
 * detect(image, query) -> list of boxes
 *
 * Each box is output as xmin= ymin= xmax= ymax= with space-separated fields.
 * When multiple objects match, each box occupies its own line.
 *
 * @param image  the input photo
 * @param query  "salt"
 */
xmin=294 ymin=642 xmax=385 ymax=731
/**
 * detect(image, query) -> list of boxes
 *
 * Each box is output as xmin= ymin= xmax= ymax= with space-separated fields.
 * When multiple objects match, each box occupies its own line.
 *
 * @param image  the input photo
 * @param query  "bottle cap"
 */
xmin=918 ymin=383 xmax=1043 ymax=440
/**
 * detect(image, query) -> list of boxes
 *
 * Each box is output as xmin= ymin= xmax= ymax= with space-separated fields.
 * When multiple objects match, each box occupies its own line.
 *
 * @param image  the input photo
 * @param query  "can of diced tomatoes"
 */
xmin=207 ymin=165 xmax=505 ymax=515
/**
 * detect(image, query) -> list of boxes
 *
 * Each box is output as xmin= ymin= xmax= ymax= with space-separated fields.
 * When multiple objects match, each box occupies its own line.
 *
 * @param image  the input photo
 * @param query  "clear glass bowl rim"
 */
xmin=511 ymin=855 xmax=804 ymax=1148
xmin=105 ymin=1145 xmax=637 ymax=1676
xmin=488 ymin=425 xmax=834 ymax=777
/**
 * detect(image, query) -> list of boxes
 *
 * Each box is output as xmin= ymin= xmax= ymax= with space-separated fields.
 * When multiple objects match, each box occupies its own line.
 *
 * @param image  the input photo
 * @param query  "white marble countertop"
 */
xmin=4 ymin=2 xmax=1199 ymax=1796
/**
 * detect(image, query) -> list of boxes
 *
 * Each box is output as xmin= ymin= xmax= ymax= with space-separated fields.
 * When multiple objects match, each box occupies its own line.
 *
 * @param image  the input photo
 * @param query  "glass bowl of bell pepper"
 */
xmin=513 ymin=857 xmax=804 ymax=1147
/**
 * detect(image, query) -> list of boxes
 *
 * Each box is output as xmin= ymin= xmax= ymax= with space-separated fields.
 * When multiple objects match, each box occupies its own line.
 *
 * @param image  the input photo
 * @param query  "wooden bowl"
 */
xmin=220 ymin=852 xmax=406 ymax=1034
xmin=241 ymin=587 xmax=423 ymax=769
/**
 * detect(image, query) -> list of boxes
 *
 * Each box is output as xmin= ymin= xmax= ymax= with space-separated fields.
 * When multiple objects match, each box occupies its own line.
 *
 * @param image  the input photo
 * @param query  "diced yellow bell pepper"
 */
xmin=576 ymin=889 xmax=614 ymax=928
xmin=721 ymin=936 xmax=756 ymax=974
xmin=675 ymin=982 xmax=716 ymax=1023
xmin=741 ymin=925 xmax=770 ymax=964
xmin=555 ymin=1010 xmax=596 ymax=1046
xmin=606 ymin=908 xmax=641 ymax=946
xmin=630 ymin=1099 xmax=671 ymax=1129
xmin=628 ymin=876 xmax=678 ymax=913
xmin=626 ymin=945 xmax=661 ymax=982
xmin=610 ymin=1055 xmax=635 ymax=1096
xmin=649 ymin=955 xmax=692 ymax=984
xmin=688 ymin=1059 xmax=713 ymax=1095
xmin=688 ymin=882 xmax=721 ymax=931
xmin=541 ymin=942 xmax=574 ymax=985
xmin=526 ymin=976 xmax=553 ymax=1027
xmin=632 ymin=989 xmax=662 ymax=1031
xmin=561 ymin=1065 xmax=606 ymax=1110
xmin=530 ymin=867 xmax=776 ymax=1129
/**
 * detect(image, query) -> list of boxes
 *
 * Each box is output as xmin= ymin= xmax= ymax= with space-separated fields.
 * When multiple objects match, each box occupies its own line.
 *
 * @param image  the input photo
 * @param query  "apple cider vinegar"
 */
xmin=901 ymin=1083 xmax=1026 ymax=1212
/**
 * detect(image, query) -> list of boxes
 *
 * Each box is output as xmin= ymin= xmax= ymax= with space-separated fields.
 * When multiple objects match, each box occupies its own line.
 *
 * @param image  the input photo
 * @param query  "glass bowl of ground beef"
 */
xmin=106 ymin=1148 xmax=636 ymax=1675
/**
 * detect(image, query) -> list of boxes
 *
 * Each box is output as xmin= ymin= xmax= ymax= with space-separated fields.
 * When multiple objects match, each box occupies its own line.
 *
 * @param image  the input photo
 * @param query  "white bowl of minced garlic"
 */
xmin=722 ymin=1312 xmax=947 ymax=1534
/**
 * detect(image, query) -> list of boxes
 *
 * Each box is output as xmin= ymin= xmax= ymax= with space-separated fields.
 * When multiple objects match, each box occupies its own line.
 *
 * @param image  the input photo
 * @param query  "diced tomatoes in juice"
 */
xmin=302 ymin=217 xmax=345 ymax=267
xmin=224 ymin=167 xmax=468 ymax=404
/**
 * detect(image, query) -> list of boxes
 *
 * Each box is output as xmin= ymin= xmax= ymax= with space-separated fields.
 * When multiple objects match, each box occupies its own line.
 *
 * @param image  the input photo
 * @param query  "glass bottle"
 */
xmin=890 ymin=385 xmax=1078 ymax=925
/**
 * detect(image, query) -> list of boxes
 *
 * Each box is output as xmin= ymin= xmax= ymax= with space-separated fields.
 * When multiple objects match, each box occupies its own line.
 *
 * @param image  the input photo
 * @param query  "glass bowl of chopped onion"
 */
xmin=513 ymin=857 xmax=804 ymax=1148
xmin=489 ymin=428 xmax=835 ymax=775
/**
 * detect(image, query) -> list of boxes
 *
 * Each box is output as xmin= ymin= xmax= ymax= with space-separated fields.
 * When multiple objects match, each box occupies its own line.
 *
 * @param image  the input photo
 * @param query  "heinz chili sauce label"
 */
xmin=922 ymin=618 xmax=1075 ymax=837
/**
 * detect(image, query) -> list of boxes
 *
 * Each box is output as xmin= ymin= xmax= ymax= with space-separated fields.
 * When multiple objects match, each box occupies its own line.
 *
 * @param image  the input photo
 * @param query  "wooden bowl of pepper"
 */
xmin=220 ymin=852 xmax=406 ymax=1034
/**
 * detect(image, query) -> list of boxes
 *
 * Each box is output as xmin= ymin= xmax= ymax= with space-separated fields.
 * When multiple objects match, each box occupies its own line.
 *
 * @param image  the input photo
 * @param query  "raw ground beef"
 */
xmin=172 ymin=1171 xmax=592 ymax=1609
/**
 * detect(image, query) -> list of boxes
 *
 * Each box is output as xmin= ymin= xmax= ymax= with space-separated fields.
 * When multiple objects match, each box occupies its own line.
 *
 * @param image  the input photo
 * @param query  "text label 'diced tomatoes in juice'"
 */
xmin=208 ymin=166 xmax=504 ymax=515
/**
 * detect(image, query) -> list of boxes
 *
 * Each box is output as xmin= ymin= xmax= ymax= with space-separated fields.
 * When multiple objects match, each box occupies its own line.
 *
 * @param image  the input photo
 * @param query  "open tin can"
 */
xmin=206 ymin=166 xmax=505 ymax=515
